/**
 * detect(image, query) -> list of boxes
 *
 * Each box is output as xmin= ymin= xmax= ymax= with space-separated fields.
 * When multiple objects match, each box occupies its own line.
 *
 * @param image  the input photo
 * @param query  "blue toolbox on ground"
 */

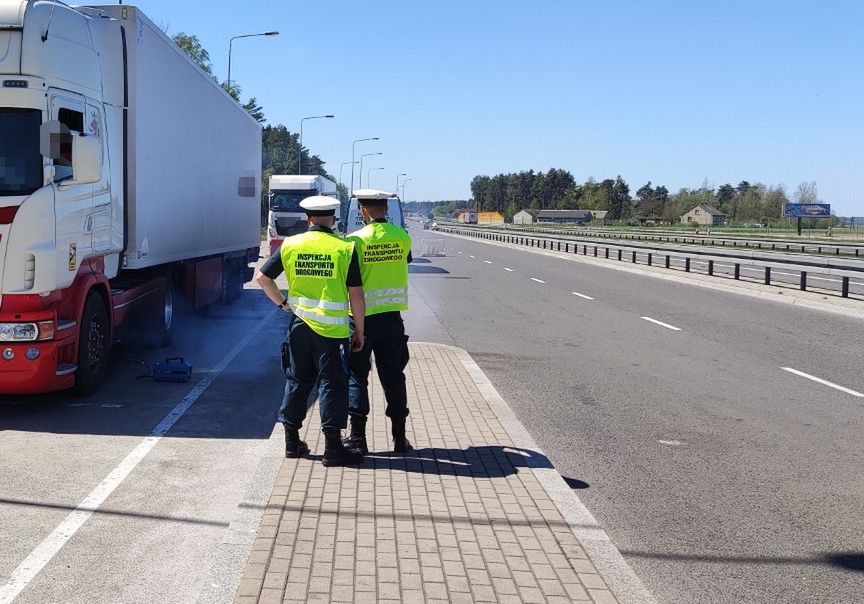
xmin=152 ymin=358 xmax=193 ymax=383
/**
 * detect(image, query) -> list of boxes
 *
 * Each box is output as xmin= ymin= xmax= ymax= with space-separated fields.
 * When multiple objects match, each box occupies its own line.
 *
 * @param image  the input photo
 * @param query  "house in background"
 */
xmin=681 ymin=204 xmax=726 ymax=226
xmin=512 ymin=209 xmax=593 ymax=225
xmin=513 ymin=209 xmax=539 ymax=224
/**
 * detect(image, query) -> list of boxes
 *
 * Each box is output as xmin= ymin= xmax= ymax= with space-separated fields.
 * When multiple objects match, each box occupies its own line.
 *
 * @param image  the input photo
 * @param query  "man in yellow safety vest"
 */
xmin=256 ymin=196 xmax=365 ymax=466
xmin=343 ymin=189 xmax=413 ymax=454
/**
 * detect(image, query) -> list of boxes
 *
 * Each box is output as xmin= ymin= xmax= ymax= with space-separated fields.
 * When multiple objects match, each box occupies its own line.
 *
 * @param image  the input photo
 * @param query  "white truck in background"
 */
xmin=267 ymin=174 xmax=338 ymax=255
xmin=0 ymin=1 xmax=261 ymax=394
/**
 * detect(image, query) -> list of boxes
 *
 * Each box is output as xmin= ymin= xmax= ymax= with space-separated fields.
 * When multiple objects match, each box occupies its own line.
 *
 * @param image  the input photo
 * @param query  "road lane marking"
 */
xmin=0 ymin=310 xmax=275 ymax=604
xmin=641 ymin=317 xmax=681 ymax=331
xmin=658 ymin=440 xmax=684 ymax=446
xmin=504 ymin=268 xmax=514 ymax=272
xmin=530 ymin=277 xmax=546 ymax=283
xmin=458 ymin=251 xmax=463 ymax=254
xmin=469 ymin=255 xmax=475 ymax=258
xmin=781 ymin=367 xmax=864 ymax=398
xmin=484 ymin=260 xmax=492 ymax=264
xmin=571 ymin=292 xmax=594 ymax=300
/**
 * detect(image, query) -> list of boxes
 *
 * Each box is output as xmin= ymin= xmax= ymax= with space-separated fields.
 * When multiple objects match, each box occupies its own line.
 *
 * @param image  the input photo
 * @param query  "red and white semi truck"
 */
xmin=0 ymin=2 xmax=262 ymax=394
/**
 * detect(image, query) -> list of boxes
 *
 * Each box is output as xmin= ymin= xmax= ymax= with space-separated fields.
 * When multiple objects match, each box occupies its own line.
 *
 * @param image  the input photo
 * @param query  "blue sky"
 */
xmin=132 ymin=0 xmax=863 ymax=215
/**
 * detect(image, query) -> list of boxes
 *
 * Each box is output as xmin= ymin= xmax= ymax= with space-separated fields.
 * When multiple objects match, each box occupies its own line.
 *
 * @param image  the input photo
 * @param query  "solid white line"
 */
xmin=641 ymin=316 xmax=682 ymax=331
xmin=572 ymin=292 xmax=594 ymax=300
xmin=504 ymin=268 xmax=514 ymax=272
xmin=781 ymin=367 xmax=864 ymax=398
xmin=530 ymin=277 xmax=546 ymax=283
xmin=483 ymin=260 xmax=492 ymax=264
xmin=0 ymin=311 xmax=274 ymax=604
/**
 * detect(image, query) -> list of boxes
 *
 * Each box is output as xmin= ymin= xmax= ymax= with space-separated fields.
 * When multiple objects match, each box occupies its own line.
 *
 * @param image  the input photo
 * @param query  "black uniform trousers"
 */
xmin=348 ymin=312 xmax=410 ymax=419
xmin=278 ymin=314 xmax=350 ymax=431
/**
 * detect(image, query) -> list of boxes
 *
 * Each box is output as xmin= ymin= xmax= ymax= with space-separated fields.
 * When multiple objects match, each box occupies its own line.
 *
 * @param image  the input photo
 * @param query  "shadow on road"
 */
xmin=408 ymin=264 xmax=449 ymax=275
xmin=621 ymin=549 xmax=864 ymax=573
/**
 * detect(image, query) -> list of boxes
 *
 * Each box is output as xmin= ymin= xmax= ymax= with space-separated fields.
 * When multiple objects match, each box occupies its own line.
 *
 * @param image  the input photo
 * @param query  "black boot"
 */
xmin=322 ymin=428 xmax=364 ymax=467
xmin=284 ymin=425 xmax=310 ymax=459
xmin=342 ymin=415 xmax=368 ymax=454
xmin=391 ymin=417 xmax=413 ymax=453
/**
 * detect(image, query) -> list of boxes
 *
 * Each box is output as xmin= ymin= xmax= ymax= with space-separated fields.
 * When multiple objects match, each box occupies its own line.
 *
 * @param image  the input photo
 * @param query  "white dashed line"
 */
xmin=484 ymin=260 xmax=492 ymax=264
xmin=458 ymin=251 xmax=463 ymax=254
xmin=641 ymin=317 xmax=681 ymax=331
xmin=469 ymin=255 xmax=475 ymax=258
xmin=571 ymin=292 xmax=594 ymax=300
xmin=530 ymin=278 xmax=546 ymax=284
xmin=504 ymin=268 xmax=514 ymax=272
xmin=781 ymin=367 xmax=864 ymax=398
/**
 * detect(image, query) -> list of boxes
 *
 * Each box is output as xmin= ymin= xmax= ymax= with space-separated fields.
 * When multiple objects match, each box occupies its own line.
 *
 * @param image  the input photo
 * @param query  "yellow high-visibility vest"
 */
xmin=348 ymin=222 xmax=411 ymax=316
xmin=280 ymin=230 xmax=354 ymax=338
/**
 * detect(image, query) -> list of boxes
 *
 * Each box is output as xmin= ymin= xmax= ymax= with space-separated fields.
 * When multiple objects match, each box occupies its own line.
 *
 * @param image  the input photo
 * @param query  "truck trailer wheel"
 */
xmin=73 ymin=293 xmax=110 ymax=395
xmin=154 ymin=275 xmax=176 ymax=347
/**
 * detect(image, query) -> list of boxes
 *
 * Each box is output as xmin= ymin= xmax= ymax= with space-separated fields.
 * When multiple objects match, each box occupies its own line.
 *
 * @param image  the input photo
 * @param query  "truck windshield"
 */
xmin=270 ymin=190 xmax=314 ymax=212
xmin=0 ymin=109 xmax=42 ymax=197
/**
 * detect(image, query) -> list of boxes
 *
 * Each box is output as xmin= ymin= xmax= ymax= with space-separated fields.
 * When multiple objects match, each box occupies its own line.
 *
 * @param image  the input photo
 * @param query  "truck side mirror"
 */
xmin=71 ymin=133 xmax=102 ymax=185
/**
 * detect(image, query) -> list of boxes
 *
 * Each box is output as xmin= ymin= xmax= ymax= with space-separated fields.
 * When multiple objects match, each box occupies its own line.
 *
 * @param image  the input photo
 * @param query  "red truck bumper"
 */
xmin=0 ymin=338 xmax=76 ymax=394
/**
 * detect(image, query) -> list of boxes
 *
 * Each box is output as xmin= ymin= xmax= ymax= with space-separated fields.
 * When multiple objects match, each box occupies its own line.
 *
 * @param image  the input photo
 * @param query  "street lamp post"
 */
xmin=395 ymin=173 xmax=408 ymax=195
xmin=350 ymin=137 xmax=379 ymax=196
xmin=298 ymin=114 xmax=334 ymax=174
xmin=227 ymin=31 xmax=279 ymax=90
xmin=400 ymin=178 xmax=413 ymax=201
xmin=338 ymin=161 xmax=357 ymax=201
xmin=358 ymin=152 xmax=382 ymax=188
xmin=367 ymin=167 xmax=385 ymax=189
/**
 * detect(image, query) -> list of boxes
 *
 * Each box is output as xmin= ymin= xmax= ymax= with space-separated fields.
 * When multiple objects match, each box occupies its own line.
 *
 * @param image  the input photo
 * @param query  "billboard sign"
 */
xmin=783 ymin=203 xmax=831 ymax=218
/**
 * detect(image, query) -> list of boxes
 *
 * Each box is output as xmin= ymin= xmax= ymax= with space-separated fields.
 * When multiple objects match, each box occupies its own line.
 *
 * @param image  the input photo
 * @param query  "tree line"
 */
xmin=470 ymin=170 xmax=827 ymax=224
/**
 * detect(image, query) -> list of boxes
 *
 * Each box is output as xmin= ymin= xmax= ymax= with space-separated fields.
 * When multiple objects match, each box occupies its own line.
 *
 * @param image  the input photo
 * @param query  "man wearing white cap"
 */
xmin=343 ymin=189 xmax=414 ymax=454
xmin=256 ymin=196 xmax=365 ymax=467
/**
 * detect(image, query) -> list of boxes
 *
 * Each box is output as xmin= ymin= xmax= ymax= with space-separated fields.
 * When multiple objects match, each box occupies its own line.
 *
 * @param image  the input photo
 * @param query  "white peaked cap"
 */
xmin=299 ymin=196 xmax=341 ymax=214
xmin=352 ymin=188 xmax=394 ymax=200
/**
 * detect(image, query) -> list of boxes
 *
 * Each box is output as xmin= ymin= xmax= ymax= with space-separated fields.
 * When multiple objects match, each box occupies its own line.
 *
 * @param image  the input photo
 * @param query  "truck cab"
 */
xmin=268 ymin=174 xmax=338 ymax=255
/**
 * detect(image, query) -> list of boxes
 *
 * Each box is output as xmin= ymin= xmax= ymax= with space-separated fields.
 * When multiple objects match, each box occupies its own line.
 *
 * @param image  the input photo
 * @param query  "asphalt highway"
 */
xmin=407 ymin=226 xmax=864 ymax=603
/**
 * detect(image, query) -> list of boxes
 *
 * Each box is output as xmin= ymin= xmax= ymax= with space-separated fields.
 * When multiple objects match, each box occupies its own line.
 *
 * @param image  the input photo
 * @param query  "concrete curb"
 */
xmin=433 ymin=342 xmax=656 ymax=604
xmin=434 ymin=230 xmax=864 ymax=322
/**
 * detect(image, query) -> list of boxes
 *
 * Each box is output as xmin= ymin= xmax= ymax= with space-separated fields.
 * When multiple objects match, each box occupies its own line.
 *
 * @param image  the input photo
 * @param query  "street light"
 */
xmin=395 ymin=173 xmax=408 ymax=195
xmin=400 ymin=178 xmax=413 ymax=201
xmin=338 ymin=161 xmax=357 ymax=201
xmin=298 ymin=114 xmax=334 ymax=174
xmin=350 ymin=137 xmax=379 ymax=196
xmin=227 ymin=31 xmax=279 ymax=90
xmin=358 ymin=152 xmax=382 ymax=188
xmin=367 ymin=167 xmax=385 ymax=189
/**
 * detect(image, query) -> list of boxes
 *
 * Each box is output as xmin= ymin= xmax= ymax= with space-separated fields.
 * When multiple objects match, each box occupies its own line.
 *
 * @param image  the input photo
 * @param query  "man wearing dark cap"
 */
xmin=256 ymin=196 xmax=365 ymax=467
xmin=343 ymin=189 xmax=414 ymax=453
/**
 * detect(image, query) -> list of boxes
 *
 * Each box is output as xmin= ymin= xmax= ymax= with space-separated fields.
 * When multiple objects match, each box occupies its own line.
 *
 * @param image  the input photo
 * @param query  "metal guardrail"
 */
xmin=444 ymin=221 xmax=864 ymax=258
xmin=435 ymin=226 xmax=864 ymax=300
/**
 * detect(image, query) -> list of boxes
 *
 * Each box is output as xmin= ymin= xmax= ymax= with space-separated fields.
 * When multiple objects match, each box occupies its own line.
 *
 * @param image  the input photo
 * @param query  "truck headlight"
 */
xmin=0 ymin=321 xmax=54 ymax=342
xmin=0 ymin=323 xmax=38 ymax=341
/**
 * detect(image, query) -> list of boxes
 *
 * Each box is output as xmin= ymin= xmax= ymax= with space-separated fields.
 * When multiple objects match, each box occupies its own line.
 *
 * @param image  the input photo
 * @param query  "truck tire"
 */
xmin=154 ymin=275 xmax=176 ymax=347
xmin=73 ymin=293 xmax=110 ymax=395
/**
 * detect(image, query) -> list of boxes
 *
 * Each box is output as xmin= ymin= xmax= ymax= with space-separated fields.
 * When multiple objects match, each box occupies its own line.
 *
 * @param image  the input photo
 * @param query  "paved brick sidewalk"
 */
xmin=235 ymin=343 xmax=623 ymax=603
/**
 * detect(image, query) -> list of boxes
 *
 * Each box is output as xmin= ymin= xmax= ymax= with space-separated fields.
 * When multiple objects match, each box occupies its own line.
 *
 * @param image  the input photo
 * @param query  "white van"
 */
xmin=345 ymin=189 xmax=406 ymax=234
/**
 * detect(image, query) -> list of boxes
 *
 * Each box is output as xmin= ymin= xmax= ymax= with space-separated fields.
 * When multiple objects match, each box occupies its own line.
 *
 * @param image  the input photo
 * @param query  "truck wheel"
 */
xmin=74 ymin=293 xmax=109 ymax=395
xmin=154 ymin=275 xmax=176 ymax=347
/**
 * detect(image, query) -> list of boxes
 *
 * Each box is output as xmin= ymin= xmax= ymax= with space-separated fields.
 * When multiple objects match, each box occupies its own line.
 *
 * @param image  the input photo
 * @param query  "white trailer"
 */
xmin=0 ymin=2 xmax=261 ymax=393
xmin=267 ymin=174 xmax=337 ymax=255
